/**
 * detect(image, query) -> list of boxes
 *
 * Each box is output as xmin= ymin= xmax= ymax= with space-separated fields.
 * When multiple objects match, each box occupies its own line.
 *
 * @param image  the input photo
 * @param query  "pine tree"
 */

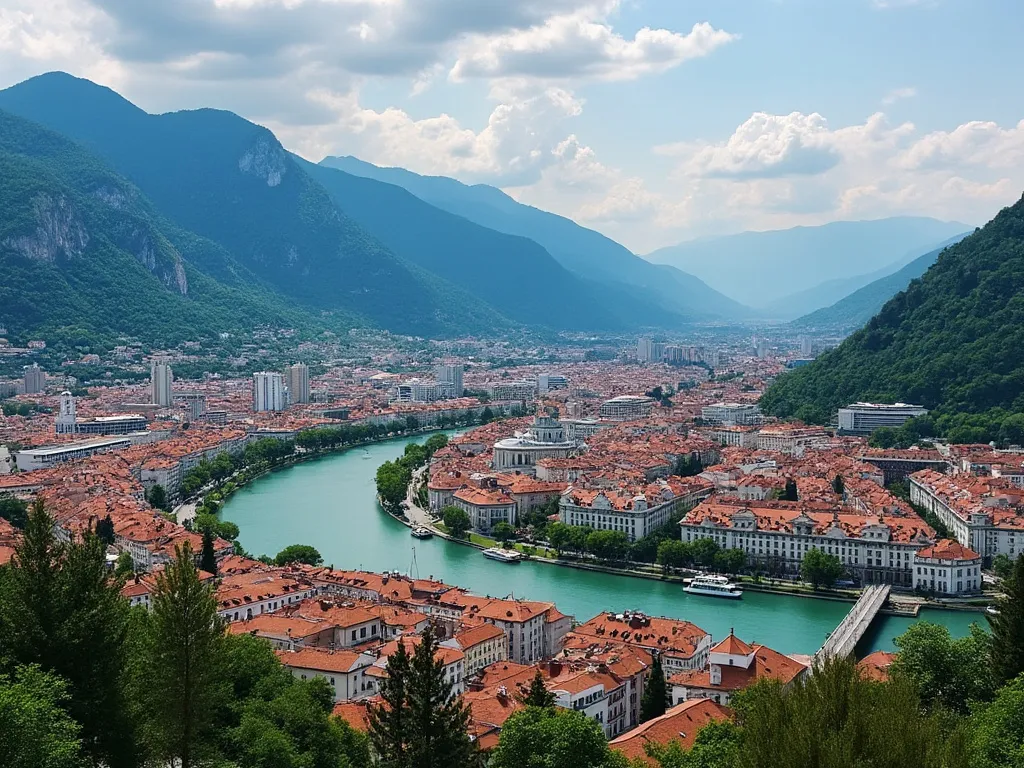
xmin=832 ymin=475 xmax=845 ymax=496
xmin=989 ymin=553 xmax=1024 ymax=686
xmin=368 ymin=636 xmax=412 ymax=768
xmin=518 ymin=669 xmax=556 ymax=708
xmin=200 ymin=528 xmax=217 ymax=575
xmin=783 ymin=479 xmax=799 ymax=501
xmin=140 ymin=542 xmax=226 ymax=768
xmin=640 ymin=653 xmax=668 ymax=722
xmin=95 ymin=513 xmax=115 ymax=546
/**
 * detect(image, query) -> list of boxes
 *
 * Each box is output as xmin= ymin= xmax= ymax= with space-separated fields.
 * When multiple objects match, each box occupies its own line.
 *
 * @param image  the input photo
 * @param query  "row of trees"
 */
xmin=376 ymin=433 xmax=450 ymax=513
xmin=180 ymin=436 xmax=296 ymax=499
xmin=0 ymin=501 xmax=369 ymax=768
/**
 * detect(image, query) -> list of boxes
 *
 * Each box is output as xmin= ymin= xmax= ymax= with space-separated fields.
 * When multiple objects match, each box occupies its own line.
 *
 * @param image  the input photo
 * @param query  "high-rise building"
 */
xmin=286 ymin=363 xmax=310 ymax=404
xmin=637 ymin=338 xmax=653 ymax=362
xmin=150 ymin=360 xmax=174 ymax=407
xmin=435 ymin=364 xmax=464 ymax=397
xmin=55 ymin=391 xmax=77 ymax=435
xmin=253 ymin=372 xmax=286 ymax=412
xmin=23 ymin=363 xmax=45 ymax=394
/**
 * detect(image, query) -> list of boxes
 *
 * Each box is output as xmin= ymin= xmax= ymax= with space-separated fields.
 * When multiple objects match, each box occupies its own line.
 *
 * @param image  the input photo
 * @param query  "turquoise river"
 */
xmin=221 ymin=431 xmax=984 ymax=656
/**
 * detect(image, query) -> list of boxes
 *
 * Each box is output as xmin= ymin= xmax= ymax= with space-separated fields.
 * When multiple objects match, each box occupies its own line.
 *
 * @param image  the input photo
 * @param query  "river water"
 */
xmin=221 ymin=432 xmax=983 ymax=656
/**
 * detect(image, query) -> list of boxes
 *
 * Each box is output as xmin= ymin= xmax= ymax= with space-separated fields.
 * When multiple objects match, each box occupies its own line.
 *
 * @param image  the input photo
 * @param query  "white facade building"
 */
xmin=23 ymin=363 xmax=45 ymax=394
xmin=55 ymin=391 xmax=77 ymax=435
xmin=492 ymin=416 xmax=579 ymax=474
xmin=435 ymin=364 xmax=464 ymax=397
xmin=151 ymin=360 xmax=174 ymax=407
xmin=598 ymin=395 xmax=655 ymax=421
xmin=702 ymin=402 xmax=762 ymax=426
xmin=912 ymin=540 xmax=982 ymax=595
xmin=253 ymin=372 xmax=286 ymax=412
xmin=396 ymin=379 xmax=456 ymax=403
xmin=286 ymin=363 xmax=310 ymax=404
xmin=837 ymin=402 xmax=928 ymax=435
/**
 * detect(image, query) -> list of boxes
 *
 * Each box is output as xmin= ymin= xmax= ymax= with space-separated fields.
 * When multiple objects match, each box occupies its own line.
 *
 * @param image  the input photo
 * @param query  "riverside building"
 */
xmin=701 ymin=402 xmax=762 ymax=426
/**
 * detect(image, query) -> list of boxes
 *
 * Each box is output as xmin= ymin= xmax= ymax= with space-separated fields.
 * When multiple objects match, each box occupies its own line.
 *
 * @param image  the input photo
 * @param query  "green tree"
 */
xmin=800 ymin=547 xmax=844 ymax=589
xmin=0 ymin=665 xmax=88 ymax=768
xmin=992 ymin=553 xmax=1014 ymax=581
xmin=831 ymin=474 xmax=845 ymax=496
xmin=0 ymin=500 xmax=137 ymax=768
xmin=424 ymin=433 xmax=449 ymax=455
xmin=657 ymin=540 xmax=691 ymax=573
xmin=890 ymin=621 xmax=993 ymax=712
xmin=442 ymin=506 xmax=471 ymax=539
xmin=491 ymin=706 xmax=619 ymax=768
xmin=274 ymin=544 xmax=323 ymax=566
xmin=643 ymin=720 xmax=739 ymax=768
xmin=369 ymin=627 xmax=474 ymax=768
xmin=0 ymin=495 xmax=28 ymax=529
xmin=546 ymin=522 xmax=573 ymax=555
xmin=114 ymin=551 xmax=135 ymax=579
xmin=200 ymin=529 xmax=217 ymax=575
xmin=479 ymin=406 xmax=495 ymax=424
xmin=492 ymin=521 xmax=515 ymax=545
xmin=988 ymin=553 xmax=1024 ymax=687
xmin=714 ymin=548 xmax=747 ymax=575
xmin=781 ymin=479 xmax=798 ymax=501
xmin=969 ymin=672 xmax=1024 ymax=768
xmin=94 ymin=514 xmax=116 ymax=547
xmin=691 ymin=537 xmax=720 ymax=569
xmin=137 ymin=542 xmax=227 ymax=768
xmin=640 ymin=654 xmax=668 ymax=722
xmin=518 ymin=670 xmax=556 ymax=708
xmin=586 ymin=529 xmax=629 ymax=561
xmin=376 ymin=460 xmax=412 ymax=513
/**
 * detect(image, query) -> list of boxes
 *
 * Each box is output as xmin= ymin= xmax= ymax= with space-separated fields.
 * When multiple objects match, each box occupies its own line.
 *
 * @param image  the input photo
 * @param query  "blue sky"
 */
xmin=1 ymin=0 xmax=1021 ymax=251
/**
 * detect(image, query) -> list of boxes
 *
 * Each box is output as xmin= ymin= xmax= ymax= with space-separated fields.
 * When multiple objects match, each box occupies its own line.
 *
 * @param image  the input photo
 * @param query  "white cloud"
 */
xmin=898 ymin=119 xmax=1024 ymax=171
xmin=882 ymin=86 xmax=917 ymax=105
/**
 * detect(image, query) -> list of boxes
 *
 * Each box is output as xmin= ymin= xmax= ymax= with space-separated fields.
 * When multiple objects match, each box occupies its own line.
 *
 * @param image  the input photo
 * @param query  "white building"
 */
xmin=151 ymin=360 xmax=174 ymax=407
xmin=913 ymin=540 xmax=982 ymax=595
xmin=488 ymin=381 xmax=536 ymax=402
xmin=253 ymin=372 xmax=286 ymax=412
xmin=702 ymin=402 xmax=762 ymax=426
xmin=837 ymin=402 xmax=928 ymax=435
xmin=286 ymin=363 xmax=310 ymax=404
xmin=492 ymin=416 xmax=579 ymax=474
xmin=23 ymin=363 xmax=45 ymax=394
xmin=55 ymin=391 xmax=77 ymax=435
xmin=16 ymin=436 xmax=134 ymax=470
xmin=396 ymin=378 xmax=456 ymax=403
xmin=598 ymin=395 xmax=655 ymax=421
xmin=278 ymin=647 xmax=378 ymax=702
xmin=435 ymin=364 xmax=464 ymax=397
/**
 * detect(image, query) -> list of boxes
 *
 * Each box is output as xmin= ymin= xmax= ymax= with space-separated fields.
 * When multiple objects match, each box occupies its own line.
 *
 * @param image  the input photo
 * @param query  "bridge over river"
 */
xmin=815 ymin=585 xmax=891 ymax=665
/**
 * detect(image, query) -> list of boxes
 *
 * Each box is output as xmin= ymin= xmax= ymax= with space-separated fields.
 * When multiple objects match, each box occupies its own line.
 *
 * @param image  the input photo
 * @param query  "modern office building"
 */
xmin=150 ymin=360 xmax=174 ymax=407
xmin=253 ymin=372 xmax=286 ymax=412
xmin=701 ymin=402 xmax=762 ymax=426
xmin=636 ymin=338 xmax=665 ymax=363
xmin=396 ymin=379 xmax=456 ymax=403
xmin=837 ymin=402 xmax=928 ymax=435
xmin=176 ymin=393 xmax=208 ymax=421
xmin=23 ymin=363 xmax=45 ymax=394
xmin=434 ymin=364 xmax=464 ymax=397
xmin=55 ymin=391 xmax=147 ymax=435
xmin=286 ymin=363 xmax=311 ymax=404
xmin=598 ymin=395 xmax=655 ymax=421
xmin=16 ymin=436 xmax=134 ymax=470
xmin=488 ymin=381 xmax=536 ymax=402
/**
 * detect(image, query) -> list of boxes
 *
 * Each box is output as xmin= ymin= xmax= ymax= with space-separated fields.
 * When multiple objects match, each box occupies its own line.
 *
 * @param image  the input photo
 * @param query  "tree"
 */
xmin=94 ymin=514 xmax=115 ymax=547
xmin=691 ymin=537 xmax=720 ymax=569
xmin=369 ymin=626 xmax=475 ymax=768
xmin=137 ymin=542 xmax=227 ymax=768
xmin=0 ymin=495 xmax=28 ymax=529
xmin=518 ymin=670 xmax=556 ymax=708
xmin=890 ymin=621 xmax=993 ymax=712
xmin=377 ymin=460 xmax=412 ymax=514
xmin=546 ymin=522 xmax=573 ymax=555
xmin=657 ymin=540 xmax=690 ymax=573
xmin=714 ymin=548 xmax=747 ymax=575
xmin=988 ymin=553 xmax=1024 ymax=687
xmin=442 ymin=506 xmax=471 ymax=539
xmin=492 ymin=521 xmax=515 ymax=545
xmin=0 ymin=665 xmax=88 ymax=768
xmin=640 ymin=654 xmax=667 ymax=722
xmin=970 ymin=672 xmax=1024 ymax=768
xmin=831 ymin=474 xmax=845 ymax=496
xmin=424 ymin=433 xmax=449 ymax=455
xmin=800 ymin=547 xmax=843 ymax=589
xmin=146 ymin=484 xmax=168 ymax=511
xmin=674 ymin=454 xmax=703 ymax=477
xmin=586 ymin=529 xmax=629 ymax=561
xmin=200 ymin=529 xmax=217 ymax=575
xmin=992 ymin=553 xmax=1014 ymax=581
xmin=643 ymin=720 xmax=740 ymax=768
xmin=114 ymin=551 xmax=134 ymax=579
xmin=479 ymin=406 xmax=495 ymax=424
xmin=274 ymin=544 xmax=323 ymax=566
xmin=490 ymin=706 xmax=617 ymax=768
xmin=782 ymin=479 xmax=798 ymax=501
xmin=0 ymin=500 xmax=137 ymax=768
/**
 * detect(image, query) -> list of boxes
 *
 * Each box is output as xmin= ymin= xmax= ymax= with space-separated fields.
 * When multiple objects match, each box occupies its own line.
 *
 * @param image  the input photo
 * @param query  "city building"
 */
xmin=800 ymin=336 xmax=813 ymax=356
xmin=452 ymin=483 xmax=517 ymax=533
xmin=702 ymin=402 xmax=762 ymax=426
xmin=636 ymin=338 xmax=664 ymax=363
xmin=286 ymin=363 xmax=311 ymax=404
xmin=488 ymin=381 xmax=537 ymax=402
xmin=435 ymin=364 xmax=464 ymax=397
xmin=492 ymin=416 xmax=579 ymax=474
xmin=442 ymin=623 xmax=508 ymax=677
xmin=756 ymin=426 xmax=830 ymax=455
xmin=396 ymin=378 xmax=456 ymax=403
xmin=912 ymin=540 xmax=982 ymax=595
xmin=837 ymin=402 xmax=928 ymax=435
xmin=599 ymin=395 xmax=655 ymax=421
xmin=16 ymin=436 xmax=134 ymax=470
xmin=572 ymin=612 xmax=712 ymax=673
xmin=55 ymin=391 xmax=77 ymax=435
xmin=277 ymin=647 xmax=377 ymax=702
xmin=176 ymin=393 xmax=208 ymax=421
xmin=610 ymin=699 xmax=731 ymax=766
xmin=56 ymin=392 xmax=148 ymax=436
xmin=150 ymin=360 xmax=174 ymax=407
xmin=23 ymin=363 xmax=45 ymax=394
xmin=253 ymin=372 xmax=286 ymax=412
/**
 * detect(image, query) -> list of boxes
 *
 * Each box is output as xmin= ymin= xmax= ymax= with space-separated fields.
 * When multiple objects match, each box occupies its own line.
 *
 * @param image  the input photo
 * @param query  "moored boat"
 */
xmin=482 ymin=547 xmax=524 ymax=563
xmin=684 ymin=574 xmax=743 ymax=599
xmin=410 ymin=526 xmax=433 ymax=539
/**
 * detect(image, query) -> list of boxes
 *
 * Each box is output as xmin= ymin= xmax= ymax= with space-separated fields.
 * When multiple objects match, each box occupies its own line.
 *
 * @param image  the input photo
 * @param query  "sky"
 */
xmin=1 ymin=0 xmax=1022 ymax=253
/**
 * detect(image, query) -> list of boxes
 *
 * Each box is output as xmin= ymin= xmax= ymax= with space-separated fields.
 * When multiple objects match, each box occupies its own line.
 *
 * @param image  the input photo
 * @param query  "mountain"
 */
xmin=320 ymin=155 xmax=750 ymax=322
xmin=792 ymin=233 xmax=972 ymax=330
xmin=644 ymin=218 xmax=971 ymax=307
xmin=0 ymin=72 xmax=509 ymax=338
xmin=0 ymin=108 xmax=334 ymax=345
xmin=296 ymin=158 xmax=619 ymax=331
xmin=759 ymin=195 xmax=1024 ymax=441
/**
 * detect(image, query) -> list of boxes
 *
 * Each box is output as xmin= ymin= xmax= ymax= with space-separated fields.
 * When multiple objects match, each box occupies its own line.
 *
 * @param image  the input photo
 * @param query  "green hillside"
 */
xmin=0 ymin=72 xmax=509 ymax=338
xmin=0 ymin=109 xmax=339 ymax=346
xmin=760 ymin=195 xmax=1024 ymax=442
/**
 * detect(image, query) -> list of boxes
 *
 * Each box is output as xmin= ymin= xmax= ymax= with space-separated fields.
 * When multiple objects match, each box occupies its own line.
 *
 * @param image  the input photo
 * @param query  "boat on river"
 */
xmin=482 ymin=547 xmax=524 ymax=563
xmin=410 ymin=526 xmax=433 ymax=540
xmin=684 ymin=574 xmax=743 ymax=599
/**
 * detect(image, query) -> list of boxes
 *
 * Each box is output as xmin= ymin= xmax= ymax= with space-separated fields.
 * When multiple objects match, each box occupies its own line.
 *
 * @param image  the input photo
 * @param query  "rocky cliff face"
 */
xmin=116 ymin=226 xmax=189 ymax=296
xmin=238 ymin=134 xmax=287 ymax=187
xmin=2 ymin=193 xmax=89 ymax=262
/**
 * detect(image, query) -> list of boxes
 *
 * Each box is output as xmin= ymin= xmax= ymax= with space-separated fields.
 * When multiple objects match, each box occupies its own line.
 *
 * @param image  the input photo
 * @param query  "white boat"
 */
xmin=482 ymin=547 xmax=524 ymax=563
xmin=684 ymin=574 xmax=743 ymax=599
xmin=986 ymin=605 xmax=1000 ymax=616
xmin=410 ymin=526 xmax=433 ymax=540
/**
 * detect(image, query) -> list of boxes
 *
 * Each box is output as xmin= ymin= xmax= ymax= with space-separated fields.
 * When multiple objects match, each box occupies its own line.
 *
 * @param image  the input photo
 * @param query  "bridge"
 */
xmin=814 ymin=585 xmax=890 ymax=665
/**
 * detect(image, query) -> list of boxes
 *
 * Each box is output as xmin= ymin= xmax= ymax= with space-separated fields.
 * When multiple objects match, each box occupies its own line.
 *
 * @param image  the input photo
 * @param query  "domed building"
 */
xmin=492 ymin=415 xmax=581 ymax=474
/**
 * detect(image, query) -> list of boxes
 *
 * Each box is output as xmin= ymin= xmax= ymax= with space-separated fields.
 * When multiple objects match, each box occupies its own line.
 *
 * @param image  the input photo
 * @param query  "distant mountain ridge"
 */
xmin=645 ymin=217 xmax=971 ymax=307
xmin=792 ymin=232 xmax=972 ymax=330
xmin=320 ymin=155 xmax=751 ymax=322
